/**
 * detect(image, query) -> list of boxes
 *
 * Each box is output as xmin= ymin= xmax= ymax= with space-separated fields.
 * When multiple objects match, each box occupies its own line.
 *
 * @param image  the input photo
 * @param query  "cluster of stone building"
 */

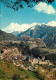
xmin=28 ymin=55 xmax=52 ymax=66
xmin=0 ymin=48 xmax=52 ymax=67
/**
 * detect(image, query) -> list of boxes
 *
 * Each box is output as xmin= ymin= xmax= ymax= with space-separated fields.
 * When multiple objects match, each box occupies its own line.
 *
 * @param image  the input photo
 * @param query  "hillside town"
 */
xmin=0 ymin=40 xmax=56 ymax=80
xmin=0 ymin=47 xmax=54 ymax=70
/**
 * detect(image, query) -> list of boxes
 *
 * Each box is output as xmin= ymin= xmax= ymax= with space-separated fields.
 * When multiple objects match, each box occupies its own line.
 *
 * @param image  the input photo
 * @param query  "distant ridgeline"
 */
xmin=0 ymin=30 xmax=19 ymax=41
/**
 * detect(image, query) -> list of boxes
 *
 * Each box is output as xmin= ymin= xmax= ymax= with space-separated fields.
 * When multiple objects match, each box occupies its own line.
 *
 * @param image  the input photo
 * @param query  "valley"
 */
xmin=0 ymin=24 xmax=56 ymax=80
xmin=0 ymin=1 xmax=56 ymax=80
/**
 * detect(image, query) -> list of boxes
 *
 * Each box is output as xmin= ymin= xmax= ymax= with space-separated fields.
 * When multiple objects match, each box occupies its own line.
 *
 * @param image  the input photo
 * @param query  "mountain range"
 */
xmin=0 ymin=24 xmax=56 ymax=48
xmin=17 ymin=24 xmax=56 ymax=48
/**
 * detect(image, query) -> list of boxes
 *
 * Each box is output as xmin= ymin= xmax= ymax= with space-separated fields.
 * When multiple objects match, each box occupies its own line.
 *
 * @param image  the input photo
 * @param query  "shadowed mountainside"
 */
xmin=0 ymin=30 xmax=19 ymax=41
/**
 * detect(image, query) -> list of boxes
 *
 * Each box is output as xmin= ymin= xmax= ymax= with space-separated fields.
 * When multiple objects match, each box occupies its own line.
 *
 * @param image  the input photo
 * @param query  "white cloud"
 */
xmin=47 ymin=21 xmax=56 ymax=27
xmin=34 ymin=2 xmax=56 ymax=14
xmin=2 ymin=22 xmax=37 ymax=33
xmin=2 ymin=21 xmax=56 ymax=33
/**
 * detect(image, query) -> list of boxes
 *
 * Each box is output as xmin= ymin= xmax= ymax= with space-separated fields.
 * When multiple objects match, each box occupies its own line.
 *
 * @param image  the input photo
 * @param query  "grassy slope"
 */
xmin=0 ymin=60 xmax=41 ymax=80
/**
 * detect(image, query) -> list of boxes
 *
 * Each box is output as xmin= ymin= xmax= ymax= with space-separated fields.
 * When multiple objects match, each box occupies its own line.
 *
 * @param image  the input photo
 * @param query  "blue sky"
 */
xmin=0 ymin=1 xmax=56 ymax=33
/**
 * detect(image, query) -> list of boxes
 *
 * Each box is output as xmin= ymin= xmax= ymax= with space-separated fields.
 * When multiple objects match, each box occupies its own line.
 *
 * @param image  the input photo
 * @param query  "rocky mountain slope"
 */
xmin=0 ymin=30 xmax=19 ymax=41
xmin=17 ymin=24 xmax=56 ymax=48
